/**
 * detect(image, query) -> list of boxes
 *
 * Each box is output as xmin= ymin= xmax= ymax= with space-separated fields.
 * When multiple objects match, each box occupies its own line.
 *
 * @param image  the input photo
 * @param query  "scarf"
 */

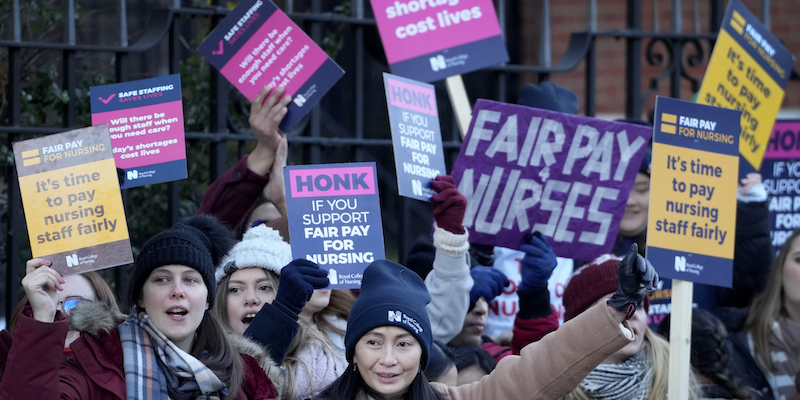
xmin=119 ymin=307 xmax=228 ymax=400
xmin=578 ymin=348 xmax=654 ymax=400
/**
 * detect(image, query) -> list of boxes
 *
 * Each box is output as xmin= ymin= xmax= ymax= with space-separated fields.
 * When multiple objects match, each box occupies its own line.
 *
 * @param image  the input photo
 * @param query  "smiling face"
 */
xmin=353 ymin=326 xmax=422 ymax=400
xmin=619 ymin=173 xmax=650 ymax=237
xmin=225 ymin=267 xmax=278 ymax=334
xmin=140 ymin=265 xmax=208 ymax=352
xmin=448 ymin=298 xmax=488 ymax=347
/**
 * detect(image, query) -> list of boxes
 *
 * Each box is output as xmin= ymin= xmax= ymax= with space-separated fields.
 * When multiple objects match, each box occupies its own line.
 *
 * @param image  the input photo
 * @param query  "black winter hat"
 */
xmin=129 ymin=214 xmax=234 ymax=308
xmin=345 ymin=260 xmax=433 ymax=368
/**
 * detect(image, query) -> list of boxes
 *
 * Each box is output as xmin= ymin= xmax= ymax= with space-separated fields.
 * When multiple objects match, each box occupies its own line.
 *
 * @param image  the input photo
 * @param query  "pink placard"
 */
xmin=289 ymin=166 xmax=376 ymax=198
xmin=218 ymin=11 xmax=328 ymax=100
xmin=764 ymin=121 xmax=800 ymax=159
xmin=386 ymin=77 xmax=437 ymax=116
xmin=91 ymin=101 xmax=186 ymax=169
xmin=372 ymin=0 xmax=502 ymax=64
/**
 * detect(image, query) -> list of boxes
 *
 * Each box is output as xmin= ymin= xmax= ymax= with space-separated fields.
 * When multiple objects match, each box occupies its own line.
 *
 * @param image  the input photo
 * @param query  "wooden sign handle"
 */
xmin=668 ymin=279 xmax=694 ymax=400
xmin=445 ymin=74 xmax=472 ymax=139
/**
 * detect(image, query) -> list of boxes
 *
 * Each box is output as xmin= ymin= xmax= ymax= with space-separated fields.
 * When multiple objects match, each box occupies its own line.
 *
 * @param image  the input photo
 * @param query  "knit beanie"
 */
xmin=130 ymin=214 xmax=234 ymax=308
xmin=345 ymin=260 xmax=433 ymax=368
xmin=562 ymin=254 xmax=650 ymax=321
xmin=215 ymin=224 xmax=292 ymax=283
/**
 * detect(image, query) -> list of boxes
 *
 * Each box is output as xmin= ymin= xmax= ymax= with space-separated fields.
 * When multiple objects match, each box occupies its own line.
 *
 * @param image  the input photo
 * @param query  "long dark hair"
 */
xmin=317 ymin=363 xmax=446 ymax=400
xmin=191 ymin=312 xmax=244 ymax=400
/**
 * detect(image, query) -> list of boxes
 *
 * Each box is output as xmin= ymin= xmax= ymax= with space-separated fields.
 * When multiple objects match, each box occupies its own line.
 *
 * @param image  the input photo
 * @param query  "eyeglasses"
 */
xmin=63 ymin=298 xmax=84 ymax=315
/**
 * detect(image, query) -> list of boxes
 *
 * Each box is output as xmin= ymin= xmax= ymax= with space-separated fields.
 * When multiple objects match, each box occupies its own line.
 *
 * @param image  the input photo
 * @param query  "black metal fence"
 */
xmin=1 ymin=0 xmax=793 ymax=320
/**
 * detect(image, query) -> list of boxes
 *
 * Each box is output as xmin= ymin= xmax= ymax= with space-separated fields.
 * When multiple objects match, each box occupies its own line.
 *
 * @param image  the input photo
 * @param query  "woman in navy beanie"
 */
xmin=317 ymin=244 xmax=659 ymax=400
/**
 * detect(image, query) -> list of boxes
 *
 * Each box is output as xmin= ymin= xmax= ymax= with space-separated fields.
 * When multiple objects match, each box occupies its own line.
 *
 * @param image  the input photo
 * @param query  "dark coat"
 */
xmin=717 ymin=306 xmax=776 ymax=400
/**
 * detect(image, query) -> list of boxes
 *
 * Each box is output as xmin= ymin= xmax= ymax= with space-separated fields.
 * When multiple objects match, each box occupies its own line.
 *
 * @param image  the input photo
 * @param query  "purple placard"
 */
xmin=90 ymin=74 xmax=187 ymax=188
xmin=761 ymin=120 xmax=800 ymax=252
xmin=451 ymin=99 xmax=652 ymax=261
xmin=284 ymin=162 xmax=386 ymax=289
xmin=198 ymin=0 xmax=344 ymax=131
xmin=370 ymin=0 xmax=508 ymax=82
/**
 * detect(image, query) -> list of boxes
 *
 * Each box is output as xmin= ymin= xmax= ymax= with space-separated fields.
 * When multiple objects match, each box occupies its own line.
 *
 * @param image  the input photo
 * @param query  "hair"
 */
xmin=424 ymin=341 xmax=456 ymax=382
xmin=564 ymin=328 xmax=693 ymax=400
xmin=191 ymin=312 xmax=244 ymax=400
xmin=282 ymin=319 xmax=341 ymax=399
xmin=8 ymin=271 xmax=120 ymax=334
xmin=314 ymin=289 xmax=355 ymax=338
xmin=744 ymin=227 xmax=800 ymax=372
xmin=657 ymin=309 xmax=753 ymax=400
xmin=448 ymin=344 xmax=496 ymax=375
xmin=212 ymin=268 xmax=279 ymax=333
xmin=317 ymin=363 xmax=446 ymax=400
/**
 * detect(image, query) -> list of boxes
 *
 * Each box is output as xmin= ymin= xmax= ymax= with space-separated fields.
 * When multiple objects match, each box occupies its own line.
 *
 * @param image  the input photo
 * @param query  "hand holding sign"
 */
xmin=607 ymin=243 xmax=659 ymax=320
xmin=431 ymin=175 xmax=467 ymax=234
xmin=21 ymin=258 xmax=63 ymax=323
xmin=248 ymin=86 xmax=291 ymax=176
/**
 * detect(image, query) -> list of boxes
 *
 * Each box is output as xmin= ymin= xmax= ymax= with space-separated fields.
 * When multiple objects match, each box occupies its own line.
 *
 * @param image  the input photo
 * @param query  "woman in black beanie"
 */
xmin=0 ymin=215 xmax=281 ymax=400
xmin=316 ymin=244 xmax=659 ymax=400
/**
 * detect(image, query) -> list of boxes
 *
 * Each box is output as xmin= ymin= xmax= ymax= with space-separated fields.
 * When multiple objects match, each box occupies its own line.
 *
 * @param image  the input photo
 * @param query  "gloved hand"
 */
xmin=519 ymin=232 xmax=557 ymax=290
xmin=430 ymin=175 xmax=467 ymax=234
xmin=0 ymin=329 xmax=12 ymax=372
xmin=607 ymin=243 xmax=659 ymax=319
xmin=469 ymin=266 xmax=509 ymax=309
xmin=275 ymin=259 xmax=330 ymax=315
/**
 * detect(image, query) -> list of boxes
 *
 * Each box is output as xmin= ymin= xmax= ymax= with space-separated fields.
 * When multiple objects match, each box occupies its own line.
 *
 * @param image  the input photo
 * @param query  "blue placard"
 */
xmin=284 ymin=162 xmax=386 ymax=289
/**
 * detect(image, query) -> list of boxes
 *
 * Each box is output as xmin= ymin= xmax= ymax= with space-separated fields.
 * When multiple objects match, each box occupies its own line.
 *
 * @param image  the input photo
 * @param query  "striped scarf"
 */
xmin=578 ymin=348 xmax=654 ymax=400
xmin=119 ymin=307 xmax=228 ymax=400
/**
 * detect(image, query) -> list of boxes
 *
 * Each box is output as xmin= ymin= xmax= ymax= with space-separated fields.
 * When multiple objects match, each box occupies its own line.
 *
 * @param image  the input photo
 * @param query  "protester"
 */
xmin=423 ymin=341 xmax=457 ymax=385
xmin=316 ymin=244 xmax=657 ymax=400
xmin=657 ymin=308 xmax=757 ymax=400
xmin=0 ymin=215 xmax=281 ymax=400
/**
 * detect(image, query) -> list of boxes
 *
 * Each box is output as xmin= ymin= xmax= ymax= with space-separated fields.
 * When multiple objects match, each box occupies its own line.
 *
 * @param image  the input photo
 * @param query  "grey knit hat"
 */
xmin=215 ymin=224 xmax=292 ymax=283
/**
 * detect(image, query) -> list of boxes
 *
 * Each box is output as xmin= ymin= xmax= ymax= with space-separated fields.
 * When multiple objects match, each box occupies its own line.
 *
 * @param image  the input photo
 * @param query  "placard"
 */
xmin=90 ymin=74 xmax=187 ymax=188
xmin=13 ymin=125 xmax=133 ymax=274
xmin=696 ymin=0 xmax=792 ymax=176
xmin=198 ymin=0 xmax=344 ymax=132
xmin=450 ymin=99 xmax=652 ymax=261
xmin=647 ymin=96 xmax=741 ymax=287
xmin=284 ymin=162 xmax=386 ymax=289
xmin=370 ymin=0 xmax=509 ymax=82
xmin=762 ymin=120 xmax=800 ymax=252
xmin=383 ymin=73 xmax=446 ymax=201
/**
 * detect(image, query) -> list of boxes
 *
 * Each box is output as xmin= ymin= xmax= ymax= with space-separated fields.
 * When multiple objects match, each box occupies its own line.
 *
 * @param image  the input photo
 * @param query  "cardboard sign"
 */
xmin=198 ymin=0 xmax=344 ymax=132
xmin=284 ymin=162 xmax=386 ymax=288
xmin=450 ymin=99 xmax=652 ymax=260
xmin=696 ymin=0 xmax=792 ymax=176
xmin=647 ymin=96 xmax=741 ymax=287
xmin=383 ymin=73 xmax=446 ymax=201
xmin=13 ymin=125 xmax=133 ymax=274
xmin=370 ymin=0 xmax=509 ymax=82
xmin=761 ymin=120 xmax=800 ymax=252
xmin=90 ymin=74 xmax=187 ymax=188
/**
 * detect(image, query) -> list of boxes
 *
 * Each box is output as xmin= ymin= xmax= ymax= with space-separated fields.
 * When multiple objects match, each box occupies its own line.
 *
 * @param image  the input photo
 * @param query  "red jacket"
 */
xmin=0 ymin=307 xmax=277 ymax=400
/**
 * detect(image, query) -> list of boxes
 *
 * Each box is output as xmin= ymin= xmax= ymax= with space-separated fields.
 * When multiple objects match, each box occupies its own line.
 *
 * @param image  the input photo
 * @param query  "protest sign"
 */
xmin=198 ymin=0 xmax=344 ymax=132
xmin=90 ymin=74 xmax=187 ymax=188
xmin=647 ymin=96 xmax=740 ymax=287
xmin=383 ymin=73 xmax=446 ymax=201
xmin=284 ymin=162 xmax=385 ymax=288
xmin=450 ymin=99 xmax=651 ymax=261
xmin=13 ymin=125 xmax=133 ymax=275
xmin=696 ymin=0 xmax=792 ymax=176
xmin=762 ymin=120 xmax=800 ymax=253
xmin=370 ymin=0 xmax=508 ymax=82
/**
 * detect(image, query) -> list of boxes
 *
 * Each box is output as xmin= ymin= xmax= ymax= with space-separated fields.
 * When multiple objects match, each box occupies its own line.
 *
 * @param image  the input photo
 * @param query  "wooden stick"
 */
xmin=445 ymin=74 xmax=472 ymax=139
xmin=668 ymin=279 xmax=694 ymax=400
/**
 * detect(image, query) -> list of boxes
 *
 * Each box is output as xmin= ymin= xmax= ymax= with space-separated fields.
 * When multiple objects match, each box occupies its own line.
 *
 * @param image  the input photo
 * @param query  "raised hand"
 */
xmin=247 ymin=85 xmax=292 ymax=176
xmin=469 ymin=266 xmax=508 ymax=308
xmin=430 ymin=175 xmax=467 ymax=234
xmin=607 ymin=243 xmax=658 ymax=320
xmin=275 ymin=259 xmax=330 ymax=315
xmin=20 ymin=258 xmax=63 ymax=322
xmin=518 ymin=232 xmax=557 ymax=290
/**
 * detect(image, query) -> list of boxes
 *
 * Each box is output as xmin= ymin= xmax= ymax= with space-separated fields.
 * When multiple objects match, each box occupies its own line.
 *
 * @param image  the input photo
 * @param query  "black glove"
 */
xmin=519 ymin=232 xmax=557 ymax=290
xmin=607 ymin=243 xmax=659 ymax=320
xmin=275 ymin=259 xmax=330 ymax=315
xmin=469 ymin=266 xmax=509 ymax=309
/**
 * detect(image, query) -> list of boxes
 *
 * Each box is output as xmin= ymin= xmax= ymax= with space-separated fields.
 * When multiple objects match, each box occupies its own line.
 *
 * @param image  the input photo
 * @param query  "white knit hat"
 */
xmin=215 ymin=224 xmax=292 ymax=283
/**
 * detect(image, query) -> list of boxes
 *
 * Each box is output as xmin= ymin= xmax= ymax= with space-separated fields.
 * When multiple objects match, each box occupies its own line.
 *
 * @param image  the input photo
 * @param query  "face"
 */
xmin=449 ymin=298 xmax=488 ymax=347
xmin=619 ymin=173 xmax=650 ymax=237
xmin=246 ymin=202 xmax=282 ymax=228
xmin=353 ymin=326 xmax=422 ymax=400
xmin=59 ymin=274 xmax=97 ymax=348
xmin=596 ymin=294 xmax=648 ymax=364
xmin=226 ymin=268 xmax=277 ymax=334
xmin=299 ymin=289 xmax=331 ymax=322
xmin=141 ymin=265 xmax=208 ymax=352
xmin=782 ymin=236 xmax=800 ymax=308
